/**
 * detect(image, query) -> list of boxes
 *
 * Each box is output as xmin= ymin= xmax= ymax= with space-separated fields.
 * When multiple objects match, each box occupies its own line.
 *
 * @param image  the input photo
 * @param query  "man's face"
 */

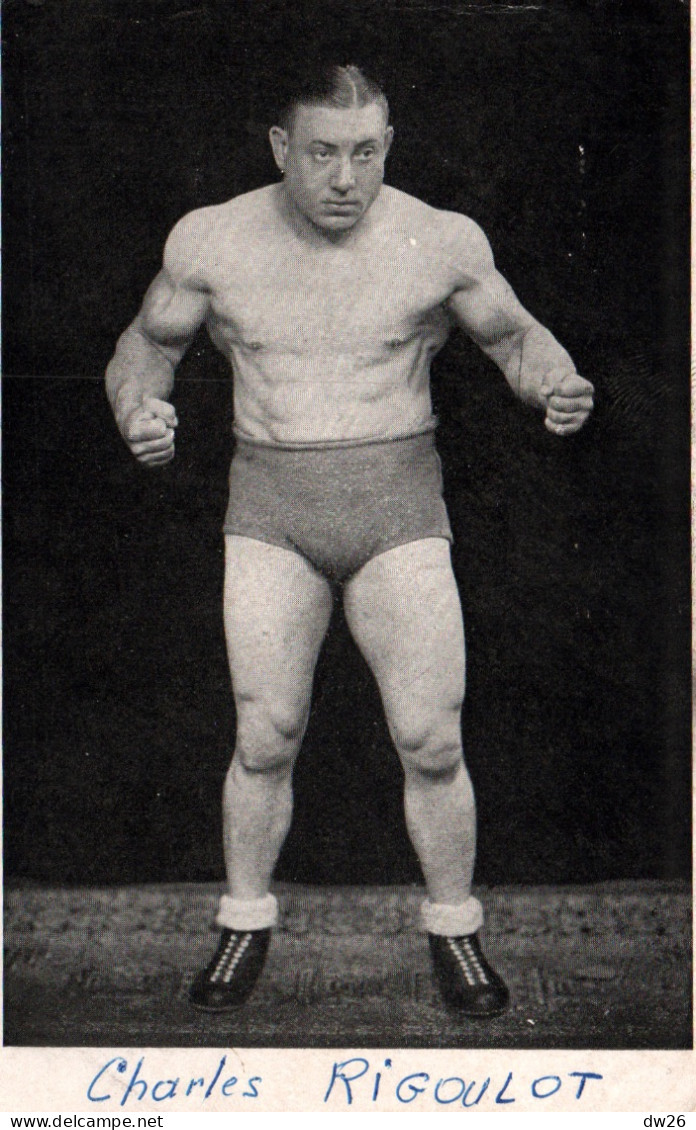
xmin=270 ymin=102 xmax=393 ymax=234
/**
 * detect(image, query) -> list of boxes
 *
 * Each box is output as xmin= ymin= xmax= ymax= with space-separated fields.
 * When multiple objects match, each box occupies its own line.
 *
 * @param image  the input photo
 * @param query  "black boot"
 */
xmin=189 ymin=928 xmax=271 ymax=1011
xmin=428 ymin=931 xmax=509 ymax=1017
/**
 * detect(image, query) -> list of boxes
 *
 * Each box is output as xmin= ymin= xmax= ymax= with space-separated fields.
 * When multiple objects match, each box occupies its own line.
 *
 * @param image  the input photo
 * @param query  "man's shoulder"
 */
xmin=163 ymin=188 xmax=276 ymax=279
xmin=383 ymin=187 xmax=476 ymax=229
xmin=383 ymin=187 xmax=491 ymax=260
xmin=167 ymin=188 xmax=274 ymax=245
xmin=423 ymin=201 xmax=491 ymax=261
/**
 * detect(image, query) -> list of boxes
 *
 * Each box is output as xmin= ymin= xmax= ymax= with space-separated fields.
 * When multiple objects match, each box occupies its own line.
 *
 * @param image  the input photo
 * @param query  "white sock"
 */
xmin=420 ymin=895 xmax=484 ymax=936
xmin=215 ymin=893 xmax=279 ymax=931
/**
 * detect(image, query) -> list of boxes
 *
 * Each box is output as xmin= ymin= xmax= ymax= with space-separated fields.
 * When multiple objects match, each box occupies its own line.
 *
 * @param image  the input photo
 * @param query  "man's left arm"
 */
xmin=446 ymin=218 xmax=594 ymax=435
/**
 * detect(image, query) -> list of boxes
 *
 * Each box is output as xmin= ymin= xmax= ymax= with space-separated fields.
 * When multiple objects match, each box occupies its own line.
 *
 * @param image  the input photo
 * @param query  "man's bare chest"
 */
xmin=204 ymin=244 xmax=454 ymax=352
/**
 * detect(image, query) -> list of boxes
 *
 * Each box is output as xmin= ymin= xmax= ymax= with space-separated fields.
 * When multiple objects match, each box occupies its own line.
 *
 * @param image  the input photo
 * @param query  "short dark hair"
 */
xmin=277 ymin=64 xmax=389 ymax=131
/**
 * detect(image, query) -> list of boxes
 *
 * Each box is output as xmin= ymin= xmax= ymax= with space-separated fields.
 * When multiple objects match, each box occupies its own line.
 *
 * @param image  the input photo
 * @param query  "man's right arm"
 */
xmin=106 ymin=217 xmax=211 ymax=466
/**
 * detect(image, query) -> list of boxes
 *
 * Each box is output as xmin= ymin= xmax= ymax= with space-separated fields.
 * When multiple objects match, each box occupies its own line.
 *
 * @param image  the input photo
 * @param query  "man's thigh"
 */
xmin=223 ymin=535 xmax=333 ymax=716
xmin=342 ymin=537 xmax=465 ymax=743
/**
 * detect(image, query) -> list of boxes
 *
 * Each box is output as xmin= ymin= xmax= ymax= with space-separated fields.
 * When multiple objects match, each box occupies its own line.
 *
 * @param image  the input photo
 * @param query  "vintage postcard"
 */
xmin=3 ymin=0 xmax=692 ymax=1114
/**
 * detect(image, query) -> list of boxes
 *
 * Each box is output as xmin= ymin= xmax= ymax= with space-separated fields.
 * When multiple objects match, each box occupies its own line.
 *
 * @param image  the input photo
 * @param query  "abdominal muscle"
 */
xmin=222 ymin=339 xmax=441 ymax=448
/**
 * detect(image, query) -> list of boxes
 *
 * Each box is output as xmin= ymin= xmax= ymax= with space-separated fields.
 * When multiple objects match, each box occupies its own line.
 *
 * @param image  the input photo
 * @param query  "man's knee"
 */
xmin=233 ymin=695 xmax=308 ymax=773
xmin=393 ymin=709 xmax=464 ymax=781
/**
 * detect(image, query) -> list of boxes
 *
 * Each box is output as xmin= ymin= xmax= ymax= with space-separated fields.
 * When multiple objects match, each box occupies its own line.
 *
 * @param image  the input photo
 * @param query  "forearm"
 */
xmin=484 ymin=321 xmax=577 ymax=409
xmin=105 ymin=321 xmax=176 ymax=432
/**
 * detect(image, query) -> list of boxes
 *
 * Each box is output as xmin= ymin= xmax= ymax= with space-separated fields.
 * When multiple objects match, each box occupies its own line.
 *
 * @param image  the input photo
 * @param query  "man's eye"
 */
xmin=313 ymin=150 xmax=331 ymax=161
xmin=357 ymin=149 xmax=376 ymax=161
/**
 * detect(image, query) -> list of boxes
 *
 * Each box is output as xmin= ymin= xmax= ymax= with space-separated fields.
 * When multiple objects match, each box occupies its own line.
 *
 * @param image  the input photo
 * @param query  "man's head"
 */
xmin=269 ymin=65 xmax=393 ymax=235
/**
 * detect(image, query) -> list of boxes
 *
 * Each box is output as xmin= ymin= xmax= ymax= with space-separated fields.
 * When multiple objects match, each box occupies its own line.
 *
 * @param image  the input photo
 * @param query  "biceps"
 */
xmin=449 ymin=271 xmax=532 ymax=347
xmin=140 ymin=269 xmax=209 ymax=351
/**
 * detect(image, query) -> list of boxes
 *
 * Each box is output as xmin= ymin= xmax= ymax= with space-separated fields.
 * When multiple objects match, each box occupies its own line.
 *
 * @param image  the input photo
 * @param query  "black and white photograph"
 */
xmin=3 ymin=0 xmax=692 ymax=1112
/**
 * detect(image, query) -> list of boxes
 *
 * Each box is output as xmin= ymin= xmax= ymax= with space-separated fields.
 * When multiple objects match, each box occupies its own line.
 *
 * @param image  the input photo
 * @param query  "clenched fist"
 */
xmin=120 ymin=397 xmax=178 ymax=466
xmin=540 ymin=371 xmax=594 ymax=436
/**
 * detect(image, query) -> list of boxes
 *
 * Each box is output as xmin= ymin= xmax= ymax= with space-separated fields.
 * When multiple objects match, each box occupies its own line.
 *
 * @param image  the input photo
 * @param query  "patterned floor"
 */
xmin=4 ymin=880 xmax=691 ymax=1048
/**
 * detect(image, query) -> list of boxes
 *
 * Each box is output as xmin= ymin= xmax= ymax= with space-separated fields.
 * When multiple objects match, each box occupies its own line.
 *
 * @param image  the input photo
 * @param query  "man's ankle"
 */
xmin=215 ymin=893 xmax=279 ymax=931
xmin=420 ymin=895 xmax=484 ymax=936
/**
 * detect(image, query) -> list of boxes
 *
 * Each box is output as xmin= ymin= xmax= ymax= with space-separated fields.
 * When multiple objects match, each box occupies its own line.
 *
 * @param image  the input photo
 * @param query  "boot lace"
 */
xmin=446 ymin=936 xmax=490 ymax=987
xmin=208 ymin=932 xmax=252 ymax=984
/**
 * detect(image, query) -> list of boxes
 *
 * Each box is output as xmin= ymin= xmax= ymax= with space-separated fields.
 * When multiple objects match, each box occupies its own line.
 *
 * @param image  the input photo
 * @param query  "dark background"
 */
xmin=4 ymin=0 xmax=690 ymax=886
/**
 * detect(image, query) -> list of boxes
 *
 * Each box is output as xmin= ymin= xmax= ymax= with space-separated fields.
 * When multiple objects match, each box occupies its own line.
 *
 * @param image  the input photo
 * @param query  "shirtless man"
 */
xmin=106 ymin=65 xmax=593 ymax=1018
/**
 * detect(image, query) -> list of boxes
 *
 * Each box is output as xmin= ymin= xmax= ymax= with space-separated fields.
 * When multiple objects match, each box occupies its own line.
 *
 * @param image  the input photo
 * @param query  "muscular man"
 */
xmin=106 ymin=65 xmax=593 ymax=1018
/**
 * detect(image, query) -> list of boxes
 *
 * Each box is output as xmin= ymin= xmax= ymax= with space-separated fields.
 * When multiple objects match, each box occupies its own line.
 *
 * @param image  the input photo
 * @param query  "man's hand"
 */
xmin=121 ymin=396 xmax=179 ymax=466
xmin=540 ymin=371 xmax=594 ymax=436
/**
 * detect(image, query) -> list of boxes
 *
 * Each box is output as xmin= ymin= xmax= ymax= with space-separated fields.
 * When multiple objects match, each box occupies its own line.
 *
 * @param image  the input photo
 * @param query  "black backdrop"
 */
xmin=4 ymin=0 xmax=690 ymax=886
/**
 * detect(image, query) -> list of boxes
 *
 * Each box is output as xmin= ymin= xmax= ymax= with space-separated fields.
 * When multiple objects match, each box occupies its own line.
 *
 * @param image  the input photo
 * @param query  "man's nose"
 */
xmin=332 ymin=156 xmax=356 ymax=191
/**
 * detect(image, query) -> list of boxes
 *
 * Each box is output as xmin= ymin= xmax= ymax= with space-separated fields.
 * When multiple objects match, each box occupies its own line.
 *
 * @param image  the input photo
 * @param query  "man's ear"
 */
xmin=269 ymin=126 xmax=289 ymax=173
xmin=384 ymin=125 xmax=394 ymax=158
